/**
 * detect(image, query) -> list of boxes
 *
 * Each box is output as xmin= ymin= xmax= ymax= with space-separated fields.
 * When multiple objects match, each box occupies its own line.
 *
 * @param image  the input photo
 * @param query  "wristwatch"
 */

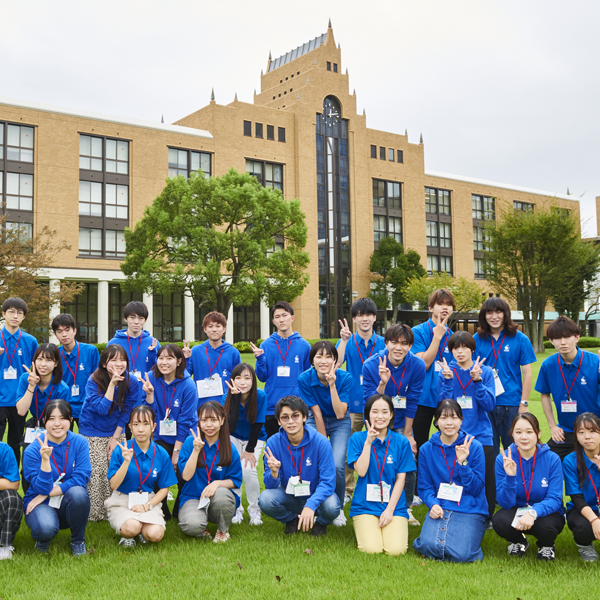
xmin=520 ymin=400 xmax=529 ymax=407
xmin=528 ymin=509 xmax=537 ymax=519
xmin=458 ymin=459 xmax=468 ymax=467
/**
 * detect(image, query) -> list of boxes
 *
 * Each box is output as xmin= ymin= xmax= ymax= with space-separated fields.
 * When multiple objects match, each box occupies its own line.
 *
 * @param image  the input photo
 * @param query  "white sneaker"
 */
xmin=333 ymin=510 xmax=347 ymax=527
xmin=249 ymin=511 xmax=263 ymax=526
xmin=411 ymin=495 xmax=423 ymax=507
xmin=0 ymin=546 xmax=14 ymax=560
xmin=407 ymin=508 xmax=420 ymax=526
xmin=231 ymin=510 xmax=244 ymax=525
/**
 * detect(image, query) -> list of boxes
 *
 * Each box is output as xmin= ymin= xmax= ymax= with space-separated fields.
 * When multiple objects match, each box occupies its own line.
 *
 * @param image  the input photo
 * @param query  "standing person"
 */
xmin=105 ymin=406 xmax=177 ymax=548
xmin=438 ymin=331 xmax=496 ymax=523
xmin=0 ymin=297 xmax=38 ymax=466
xmin=182 ymin=312 xmax=241 ymax=407
xmin=474 ymin=298 xmax=537 ymax=456
xmin=250 ymin=301 xmax=311 ymax=438
xmin=78 ymin=346 xmax=139 ymax=521
xmin=362 ymin=324 xmax=426 ymax=526
xmin=493 ymin=413 xmax=565 ymax=561
xmin=298 ymin=341 xmax=353 ymax=526
xmin=22 ymin=399 xmax=92 ymax=556
xmin=140 ymin=344 xmax=198 ymax=520
xmin=52 ymin=314 xmax=100 ymax=429
xmin=348 ymin=393 xmax=416 ymax=555
xmin=535 ymin=316 xmax=600 ymax=460
xmin=222 ymin=364 xmax=267 ymax=526
xmin=413 ymin=400 xmax=488 ymax=563
xmin=178 ymin=401 xmax=243 ymax=543
xmin=0 ymin=439 xmax=22 ymax=560
xmin=258 ymin=396 xmax=340 ymax=536
xmin=335 ymin=298 xmax=385 ymax=505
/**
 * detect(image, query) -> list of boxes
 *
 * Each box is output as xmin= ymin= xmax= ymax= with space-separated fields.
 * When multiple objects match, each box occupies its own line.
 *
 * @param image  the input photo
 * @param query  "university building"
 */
xmin=0 ymin=24 xmax=579 ymax=343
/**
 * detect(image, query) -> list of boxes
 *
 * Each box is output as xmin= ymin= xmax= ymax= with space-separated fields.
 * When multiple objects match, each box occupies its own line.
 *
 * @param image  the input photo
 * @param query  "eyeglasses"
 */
xmin=5 ymin=309 xmax=24 ymax=317
xmin=279 ymin=412 xmax=302 ymax=423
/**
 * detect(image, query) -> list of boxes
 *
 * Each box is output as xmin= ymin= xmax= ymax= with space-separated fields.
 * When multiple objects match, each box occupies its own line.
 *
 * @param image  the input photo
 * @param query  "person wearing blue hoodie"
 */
xmin=493 ymin=413 xmax=564 ymax=561
xmin=413 ymin=399 xmax=488 ymax=563
xmin=22 ymin=399 xmax=92 ymax=556
xmin=250 ymin=301 xmax=311 ymax=438
xmin=258 ymin=396 xmax=340 ymax=536
xmin=0 ymin=439 xmax=22 ymax=560
xmin=182 ymin=311 xmax=241 ymax=408
xmin=437 ymin=330 xmax=496 ymax=521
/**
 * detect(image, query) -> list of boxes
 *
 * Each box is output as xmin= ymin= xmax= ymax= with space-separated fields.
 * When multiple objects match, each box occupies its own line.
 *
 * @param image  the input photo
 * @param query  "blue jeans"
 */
xmin=24 ymin=486 xmax=90 ymax=544
xmin=413 ymin=510 xmax=486 ymax=563
xmin=393 ymin=426 xmax=416 ymax=508
xmin=259 ymin=487 xmax=340 ymax=526
xmin=306 ymin=414 xmax=351 ymax=507
xmin=489 ymin=405 xmax=520 ymax=456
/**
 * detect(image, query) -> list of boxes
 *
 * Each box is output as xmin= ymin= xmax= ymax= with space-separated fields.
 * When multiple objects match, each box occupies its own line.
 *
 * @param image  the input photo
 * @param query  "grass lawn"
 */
xmin=2 ymin=349 xmax=600 ymax=600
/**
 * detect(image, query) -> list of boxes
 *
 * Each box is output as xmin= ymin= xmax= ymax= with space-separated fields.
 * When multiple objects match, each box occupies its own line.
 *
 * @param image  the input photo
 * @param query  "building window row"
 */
xmin=373 ymin=214 xmax=402 ymax=243
xmin=473 ymin=225 xmax=489 ymax=251
xmin=474 ymin=258 xmax=485 ymax=279
xmin=427 ymin=255 xmax=453 ymax=275
xmin=472 ymin=194 xmax=495 ymax=221
xmin=168 ymin=148 xmax=211 ymax=179
xmin=243 ymin=120 xmax=285 ymax=142
xmin=426 ymin=221 xmax=452 ymax=248
xmin=326 ymin=62 xmax=338 ymax=72
xmin=514 ymin=200 xmax=534 ymax=212
xmin=370 ymin=144 xmax=403 ymax=163
xmin=1 ymin=122 xmax=34 ymax=163
xmin=373 ymin=179 xmax=401 ymax=210
xmin=245 ymin=159 xmax=283 ymax=191
xmin=425 ymin=187 xmax=451 ymax=215
xmin=279 ymin=71 xmax=301 ymax=84
xmin=80 ymin=135 xmax=129 ymax=174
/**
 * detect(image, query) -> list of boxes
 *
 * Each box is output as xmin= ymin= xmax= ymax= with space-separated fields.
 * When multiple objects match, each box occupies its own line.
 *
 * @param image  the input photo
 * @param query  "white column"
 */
xmin=48 ymin=279 xmax=61 ymax=344
xmin=97 ymin=280 xmax=109 ymax=343
xmin=260 ymin=299 xmax=270 ymax=340
xmin=184 ymin=293 xmax=195 ymax=341
xmin=225 ymin=303 xmax=234 ymax=344
xmin=143 ymin=292 xmax=153 ymax=334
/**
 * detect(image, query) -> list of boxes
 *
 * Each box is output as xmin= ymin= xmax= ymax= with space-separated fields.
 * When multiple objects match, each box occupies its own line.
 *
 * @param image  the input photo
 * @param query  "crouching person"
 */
xmin=0 ymin=440 xmax=22 ymax=559
xmin=258 ymin=396 xmax=340 ymax=536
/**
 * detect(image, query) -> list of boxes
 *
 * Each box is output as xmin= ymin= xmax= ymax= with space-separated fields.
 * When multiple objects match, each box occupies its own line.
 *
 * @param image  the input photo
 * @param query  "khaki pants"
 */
xmin=353 ymin=514 xmax=409 ymax=555
xmin=344 ymin=413 xmax=365 ymax=495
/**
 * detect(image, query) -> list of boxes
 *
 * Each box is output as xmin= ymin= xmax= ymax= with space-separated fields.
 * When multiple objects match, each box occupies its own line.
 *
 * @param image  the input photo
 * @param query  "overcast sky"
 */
xmin=3 ymin=0 xmax=599 ymax=234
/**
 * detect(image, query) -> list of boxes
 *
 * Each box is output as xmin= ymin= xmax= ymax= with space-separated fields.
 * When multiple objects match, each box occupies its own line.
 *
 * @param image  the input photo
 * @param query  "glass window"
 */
xmin=474 ymin=258 xmax=485 ymax=279
xmin=425 ymin=188 xmax=436 ymax=213
xmin=153 ymin=293 xmax=184 ymax=342
xmin=552 ymin=206 xmax=571 ymax=217
xmin=426 ymin=221 xmax=438 ymax=246
xmin=62 ymin=283 xmax=98 ymax=343
xmin=397 ymin=150 xmax=403 ymax=164
xmin=78 ymin=181 xmax=102 ymax=216
xmin=105 ymin=184 xmax=128 ymax=220
xmin=388 ymin=148 xmax=394 ymax=161
xmin=425 ymin=187 xmax=451 ymax=215
xmin=333 ymin=63 xmax=338 ymax=73
xmin=389 ymin=216 xmax=402 ymax=242
xmin=6 ymin=124 xmax=34 ymax=163
xmin=473 ymin=225 xmax=488 ymax=251
xmin=439 ymin=190 xmax=451 ymax=215
xmin=267 ymin=125 xmax=275 ymax=140
xmin=440 ymin=256 xmax=453 ymax=274
xmin=514 ymin=201 xmax=534 ymax=212
xmin=246 ymin=160 xmax=263 ymax=181
xmin=255 ymin=123 xmax=263 ymax=138
xmin=389 ymin=182 xmax=401 ymax=210
xmin=106 ymin=139 xmax=128 ymax=174
xmin=371 ymin=145 xmax=377 ymax=159
xmin=278 ymin=127 xmax=286 ymax=142
xmin=472 ymin=194 xmax=495 ymax=220
xmin=372 ymin=179 xmax=401 ymax=210
xmin=79 ymin=135 xmax=103 ymax=171
xmin=79 ymin=228 xmax=103 ymax=257
xmin=373 ymin=179 xmax=386 ymax=207
xmin=379 ymin=146 xmax=386 ymax=160
xmin=7 ymin=222 xmax=32 ymax=244
xmin=373 ymin=215 xmax=387 ymax=242
xmin=244 ymin=120 xmax=252 ymax=136
xmin=246 ymin=159 xmax=283 ymax=190
xmin=169 ymin=148 xmax=211 ymax=179
xmin=427 ymin=254 xmax=439 ymax=275
xmin=439 ymin=222 xmax=452 ymax=248
xmin=105 ymin=229 xmax=126 ymax=258
xmin=233 ymin=302 xmax=261 ymax=341
xmin=6 ymin=173 xmax=33 ymax=211
xmin=0 ymin=124 xmax=3 ymax=160
xmin=327 ymin=62 xmax=331 ymax=71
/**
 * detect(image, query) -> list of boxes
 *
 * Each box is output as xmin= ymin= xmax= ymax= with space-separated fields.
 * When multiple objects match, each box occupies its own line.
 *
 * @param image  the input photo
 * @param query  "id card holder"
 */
xmin=197 ymin=374 xmax=224 ymax=398
xmin=458 ymin=396 xmax=473 ymax=409
xmin=561 ymin=399 xmax=577 ymax=413
xmin=128 ymin=491 xmax=149 ymax=509
xmin=277 ymin=365 xmax=291 ymax=377
xmin=286 ymin=476 xmax=300 ymax=494
xmin=435 ymin=362 xmax=442 ymax=372
xmin=198 ymin=496 xmax=210 ymax=510
xmin=294 ymin=481 xmax=311 ymax=497
xmin=360 ymin=375 xmax=363 ymax=385
xmin=366 ymin=482 xmax=391 ymax=503
xmin=49 ymin=495 xmax=64 ymax=509
xmin=437 ymin=482 xmax=463 ymax=502
xmin=132 ymin=370 xmax=142 ymax=379
xmin=392 ymin=395 xmax=407 ymax=410
xmin=159 ymin=418 xmax=177 ymax=436
xmin=493 ymin=369 xmax=505 ymax=396
xmin=24 ymin=427 xmax=43 ymax=444
xmin=511 ymin=507 xmax=530 ymax=528
xmin=71 ymin=384 xmax=80 ymax=397
xmin=3 ymin=366 xmax=16 ymax=380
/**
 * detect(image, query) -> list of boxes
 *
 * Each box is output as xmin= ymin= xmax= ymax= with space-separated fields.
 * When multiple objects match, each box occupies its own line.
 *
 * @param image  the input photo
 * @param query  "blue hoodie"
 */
xmin=188 ymin=340 xmax=241 ymax=407
xmin=263 ymin=425 xmax=336 ymax=512
xmin=437 ymin=360 xmax=495 ymax=446
xmin=142 ymin=371 xmax=199 ymax=445
xmin=255 ymin=332 xmax=311 ymax=415
xmin=417 ymin=430 xmax=488 ymax=517
xmin=59 ymin=342 xmax=100 ymax=418
xmin=563 ymin=451 xmax=600 ymax=515
xmin=107 ymin=330 xmax=160 ymax=385
xmin=495 ymin=443 xmax=564 ymax=517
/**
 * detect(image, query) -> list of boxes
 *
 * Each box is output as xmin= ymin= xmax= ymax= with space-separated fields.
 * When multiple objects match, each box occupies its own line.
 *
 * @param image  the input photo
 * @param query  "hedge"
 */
xmin=543 ymin=336 xmax=600 ymax=349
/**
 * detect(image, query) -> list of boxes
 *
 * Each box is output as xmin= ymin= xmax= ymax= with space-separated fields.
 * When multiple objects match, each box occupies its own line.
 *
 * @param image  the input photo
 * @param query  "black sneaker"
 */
xmin=537 ymin=546 xmax=555 ymax=561
xmin=284 ymin=517 xmax=299 ymax=535
xmin=311 ymin=521 xmax=327 ymax=537
xmin=507 ymin=540 xmax=529 ymax=557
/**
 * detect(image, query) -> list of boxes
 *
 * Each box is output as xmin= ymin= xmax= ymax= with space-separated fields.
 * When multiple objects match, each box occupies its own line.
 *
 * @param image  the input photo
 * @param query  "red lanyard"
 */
xmin=126 ymin=333 xmax=142 ymax=372
xmin=427 ymin=321 xmax=449 ymax=362
xmin=60 ymin=343 xmax=80 ymax=381
xmin=205 ymin=345 xmax=224 ymax=376
xmin=50 ymin=442 xmax=70 ymax=476
xmin=389 ymin=364 xmax=407 ymax=397
xmin=372 ymin=435 xmax=392 ymax=497
xmin=353 ymin=334 xmax=376 ymax=364
xmin=451 ymin=368 xmax=473 ymax=396
xmin=274 ymin=338 xmax=293 ymax=367
xmin=34 ymin=385 xmax=54 ymax=425
xmin=439 ymin=446 xmax=458 ymax=484
xmin=518 ymin=447 xmax=537 ymax=505
xmin=161 ymin=380 xmax=178 ymax=417
xmin=132 ymin=440 xmax=156 ymax=491
xmin=587 ymin=468 xmax=600 ymax=509
xmin=287 ymin=444 xmax=305 ymax=480
xmin=490 ymin=332 xmax=506 ymax=368
xmin=557 ymin=351 xmax=583 ymax=399
xmin=203 ymin=441 xmax=220 ymax=483
xmin=0 ymin=329 xmax=21 ymax=366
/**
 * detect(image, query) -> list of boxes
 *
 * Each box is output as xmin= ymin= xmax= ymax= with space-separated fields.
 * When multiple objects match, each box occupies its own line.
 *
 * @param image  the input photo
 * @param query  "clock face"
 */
xmin=323 ymin=98 xmax=341 ymax=123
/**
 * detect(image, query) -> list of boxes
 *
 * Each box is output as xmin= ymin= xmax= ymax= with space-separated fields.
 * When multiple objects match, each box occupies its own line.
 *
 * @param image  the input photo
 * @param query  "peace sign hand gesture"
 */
xmin=378 ymin=355 xmax=391 ymax=385
xmin=470 ymin=356 xmax=486 ymax=381
xmin=225 ymin=379 xmax=241 ymax=395
xmin=433 ymin=313 xmax=449 ymax=341
xmin=190 ymin=427 xmax=205 ymax=453
xmin=249 ymin=342 xmax=264 ymax=358
xmin=264 ymin=446 xmax=281 ymax=478
xmin=502 ymin=446 xmax=517 ymax=476
xmin=107 ymin=364 xmax=125 ymax=387
xmin=338 ymin=318 xmax=351 ymax=342
xmin=439 ymin=357 xmax=453 ymax=379
xmin=325 ymin=363 xmax=337 ymax=387
xmin=36 ymin=432 xmax=53 ymax=461
xmin=148 ymin=337 xmax=159 ymax=351
xmin=23 ymin=363 xmax=40 ymax=388
xmin=365 ymin=419 xmax=379 ymax=445
xmin=455 ymin=434 xmax=474 ymax=463
xmin=137 ymin=372 xmax=154 ymax=395
xmin=591 ymin=454 xmax=600 ymax=471
xmin=118 ymin=441 xmax=134 ymax=463
xmin=182 ymin=340 xmax=192 ymax=359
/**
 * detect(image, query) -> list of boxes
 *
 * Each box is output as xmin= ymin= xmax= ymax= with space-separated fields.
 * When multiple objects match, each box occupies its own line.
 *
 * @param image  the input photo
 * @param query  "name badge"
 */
xmin=561 ymin=400 xmax=577 ymax=413
xmin=24 ymin=427 xmax=43 ymax=444
xmin=435 ymin=362 xmax=442 ymax=372
xmin=3 ymin=366 xmax=16 ymax=380
xmin=159 ymin=418 xmax=177 ymax=436
xmin=392 ymin=395 xmax=407 ymax=410
xmin=366 ymin=482 xmax=391 ymax=503
xmin=49 ymin=495 xmax=64 ymax=509
xmin=458 ymin=396 xmax=473 ymax=409
xmin=511 ymin=507 xmax=530 ymax=528
xmin=493 ymin=369 xmax=505 ymax=396
xmin=437 ymin=482 xmax=463 ymax=502
xmin=277 ymin=366 xmax=291 ymax=377
xmin=198 ymin=496 xmax=210 ymax=510
xmin=71 ymin=384 xmax=80 ymax=397
xmin=360 ymin=375 xmax=363 ymax=385
xmin=128 ymin=491 xmax=149 ymax=509
xmin=132 ymin=370 xmax=142 ymax=379
xmin=286 ymin=475 xmax=301 ymax=494
xmin=294 ymin=482 xmax=311 ymax=497
xmin=197 ymin=374 xmax=224 ymax=398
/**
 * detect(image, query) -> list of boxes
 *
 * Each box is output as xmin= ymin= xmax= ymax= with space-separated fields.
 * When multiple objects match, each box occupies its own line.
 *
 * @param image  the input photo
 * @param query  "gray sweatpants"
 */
xmin=179 ymin=487 xmax=237 ymax=535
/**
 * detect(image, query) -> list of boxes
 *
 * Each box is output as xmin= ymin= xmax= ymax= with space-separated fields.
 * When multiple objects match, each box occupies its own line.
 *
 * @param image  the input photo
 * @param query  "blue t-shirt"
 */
xmin=298 ymin=368 xmax=353 ymax=419
xmin=564 ymin=451 xmax=600 ymax=514
xmin=59 ymin=342 xmax=100 ymax=418
xmin=336 ymin=333 xmax=386 ymax=414
xmin=16 ymin=374 xmax=71 ymax=423
xmin=222 ymin=388 xmax=268 ymax=442
xmin=0 ymin=327 xmax=38 ymax=408
xmin=348 ymin=430 xmax=416 ymax=519
xmin=0 ymin=441 xmax=20 ymax=482
xmin=474 ymin=330 xmax=536 ymax=407
xmin=107 ymin=439 xmax=177 ymax=494
xmin=534 ymin=348 xmax=600 ymax=432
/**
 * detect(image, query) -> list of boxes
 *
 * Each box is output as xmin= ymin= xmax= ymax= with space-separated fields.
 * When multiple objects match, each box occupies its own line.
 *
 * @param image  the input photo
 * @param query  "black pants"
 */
xmin=483 ymin=445 xmax=496 ymax=520
xmin=0 ymin=407 xmax=26 ymax=468
xmin=493 ymin=507 xmax=565 ymax=547
xmin=155 ymin=439 xmax=185 ymax=520
xmin=413 ymin=405 xmax=437 ymax=458
xmin=567 ymin=507 xmax=597 ymax=546
xmin=547 ymin=433 xmax=575 ymax=462
xmin=265 ymin=415 xmax=280 ymax=439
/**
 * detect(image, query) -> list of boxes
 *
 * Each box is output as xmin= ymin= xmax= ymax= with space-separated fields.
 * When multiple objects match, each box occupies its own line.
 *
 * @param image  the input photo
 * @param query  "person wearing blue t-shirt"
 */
xmin=563 ymin=412 xmax=600 ymax=562
xmin=535 ymin=316 xmax=600 ymax=461
xmin=52 ymin=314 xmax=100 ymax=427
xmin=178 ymin=401 xmax=243 ymax=543
xmin=250 ymin=301 xmax=311 ymax=438
xmin=335 ymin=298 xmax=386 ymax=503
xmin=0 ymin=440 xmax=22 ymax=560
xmin=181 ymin=311 xmax=241 ymax=408
xmin=106 ymin=405 xmax=177 ymax=548
xmin=474 ymin=298 xmax=537 ymax=456
xmin=348 ymin=393 xmax=416 ymax=555
xmin=0 ymin=297 xmax=39 ymax=467
xmin=222 ymin=364 xmax=267 ymax=526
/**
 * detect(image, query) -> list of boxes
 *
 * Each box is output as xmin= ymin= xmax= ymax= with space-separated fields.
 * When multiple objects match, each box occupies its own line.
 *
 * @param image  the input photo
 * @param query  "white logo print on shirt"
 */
xmin=216 ymin=466 xmax=223 ymax=471
xmin=295 ymin=355 xmax=299 ymax=363
xmin=386 ymin=455 xmax=394 ymax=464
xmin=174 ymin=400 xmax=180 ymax=407
xmin=581 ymin=377 xmax=587 ymax=385
xmin=152 ymin=468 xmax=158 ymax=478
xmin=79 ymin=363 xmax=85 ymax=370
xmin=306 ymin=458 xmax=312 ymax=467
xmin=223 ymin=369 xmax=227 ymax=377
xmin=504 ymin=345 xmax=510 ymax=352
xmin=18 ymin=349 xmax=22 ymax=356
xmin=541 ymin=478 xmax=549 ymax=488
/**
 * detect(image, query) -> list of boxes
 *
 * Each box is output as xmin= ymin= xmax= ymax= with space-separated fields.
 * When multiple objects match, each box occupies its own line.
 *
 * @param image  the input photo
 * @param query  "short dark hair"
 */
xmin=448 ymin=331 xmax=476 ymax=353
xmin=509 ymin=412 xmax=541 ymax=439
xmin=33 ymin=343 xmax=63 ymax=385
xmin=2 ymin=297 xmax=28 ymax=315
xmin=434 ymin=399 xmax=463 ymax=428
xmin=51 ymin=313 xmax=77 ymax=333
xmin=351 ymin=298 xmax=378 ymax=318
xmin=203 ymin=311 xmax=227 ymax=328
xmin=152 ymin=344 xmax=187 ymax=380
xmin=428 ymin=288 xmax=455 ymax=309
xmin=274 ymin=395 xmax=308 ymax=421
xmin=42 ymin=399 xmax=72 ymax=424
xmin=364 ymin=393 xmax=394 ymax=425
xmin=384 ymin=324 xmax=414 ymax=345
xmin=477 ymin=297 xmax=517 ymax=339
xmin=546 ymin=315 xmax=580 ymax=341
xmin=309 ymin=340 xmax=338 ymax=365
xmin=124 ymin=301 xmax=149 ymax=320
xmin=130 ymin=405 xmax=156 ymax=425
xmin=271 ymin=301 xmax=294 ymax=318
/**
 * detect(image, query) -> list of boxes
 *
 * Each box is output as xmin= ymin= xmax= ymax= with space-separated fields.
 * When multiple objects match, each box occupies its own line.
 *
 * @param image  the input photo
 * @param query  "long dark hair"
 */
xmin=574 ymin=413 xmax=600 ymax=488
xmin=42 ymin=399 xmax=73 ymax=424
xmin=363 ymin=393 xmax=394 ymax=431
xmin=151 ymin=344 xmax=186 ymax=380
xmin=92 ymin=345 xmax=130 ymax=412
xmin=477 ymin=297 xmax=518 ymax=339
xmin=196 ymin=401 xmax=232 ymax=468
xmin=32 ymin=343 xmax=63 ymax=385
xmin=223 ymin=363 xmax=258 ymax=425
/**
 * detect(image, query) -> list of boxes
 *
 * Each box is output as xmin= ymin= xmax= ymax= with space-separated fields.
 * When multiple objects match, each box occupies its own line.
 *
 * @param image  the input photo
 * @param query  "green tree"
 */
xmin=369 ymin=237 xmax=426 ymax=318
xmin=121 ymin=168 xmax=310 ymax=315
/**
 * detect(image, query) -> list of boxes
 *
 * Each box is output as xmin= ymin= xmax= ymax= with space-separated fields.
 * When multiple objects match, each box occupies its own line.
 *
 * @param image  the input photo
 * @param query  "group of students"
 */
xmin=1 ymin=292 xmax=600 ymax=565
